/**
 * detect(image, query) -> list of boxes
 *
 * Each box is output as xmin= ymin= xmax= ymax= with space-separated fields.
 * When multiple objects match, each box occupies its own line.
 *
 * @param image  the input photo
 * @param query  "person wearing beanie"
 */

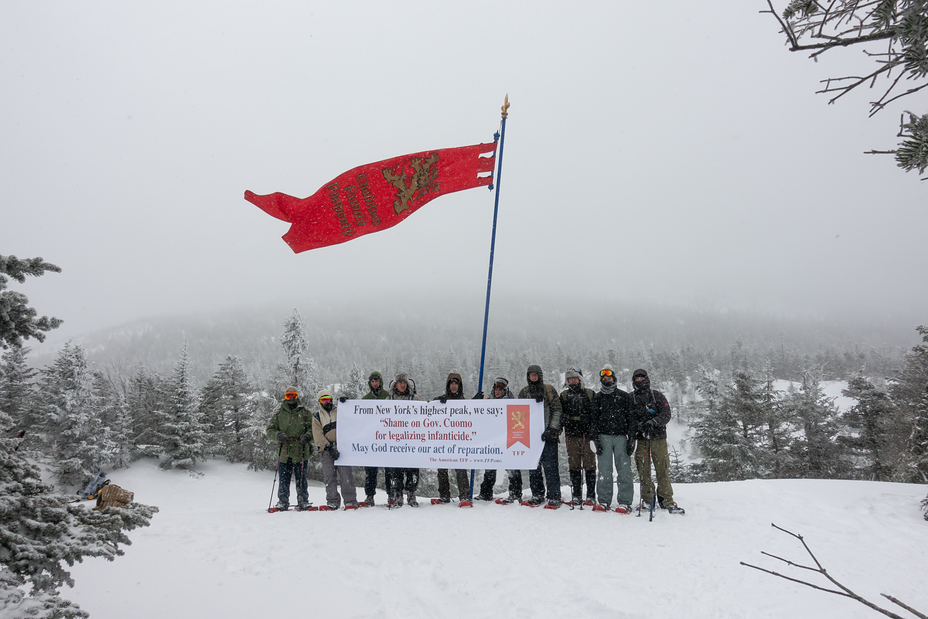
xmin=631 ymin=369 xmax=684 ymax=515
xmin=361 ymin=371 xmax=390 ymax=506
xmin=559 ymin=368 xmax=597 ymax=505
xmin=433 ymin=372 xmax=473 ymax=507
xmin=590 ymin=365 xmax=635 ymax=513
xmin=266 ymin=387 xmax=312 ymax=511
xmin=518 ymin=364 xmax=563 ymax=508
xmin=312 ymin=388 xmax=360 ymax=511
xmin=388 ymin=373 xmax=420 ymax=507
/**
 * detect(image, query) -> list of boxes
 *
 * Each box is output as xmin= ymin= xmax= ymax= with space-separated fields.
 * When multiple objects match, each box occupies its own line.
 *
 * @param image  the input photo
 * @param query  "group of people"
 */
xmin=266 ymin=365 xmax=684 ymax=515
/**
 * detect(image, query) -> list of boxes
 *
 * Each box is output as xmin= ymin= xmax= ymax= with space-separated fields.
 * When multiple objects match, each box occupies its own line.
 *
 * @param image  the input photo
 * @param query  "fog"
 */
xmin=2 ymin=0 xmax=925 ymax=357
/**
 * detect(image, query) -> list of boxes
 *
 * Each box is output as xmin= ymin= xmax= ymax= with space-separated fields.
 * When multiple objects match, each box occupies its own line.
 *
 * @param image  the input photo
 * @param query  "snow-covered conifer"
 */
xmin=157 ymin=345 xmax=205 ymax=470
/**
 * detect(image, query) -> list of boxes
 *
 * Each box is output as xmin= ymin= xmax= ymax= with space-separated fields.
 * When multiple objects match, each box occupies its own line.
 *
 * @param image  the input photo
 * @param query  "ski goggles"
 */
xmin=449 ymin=378 xmax=461 ymax=385
xmin=600 ymin=369 xmax=615 ymax=378
xmin=319 ymin=396 xmax=333 ymax=404
xmin=284 ymin=391 xmax=299 ymax=400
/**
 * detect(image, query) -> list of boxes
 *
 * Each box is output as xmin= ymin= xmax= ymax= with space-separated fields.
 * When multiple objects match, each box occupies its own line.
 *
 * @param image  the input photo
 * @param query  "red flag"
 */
xmin=245 ymin=142 xmax=497 ymax=253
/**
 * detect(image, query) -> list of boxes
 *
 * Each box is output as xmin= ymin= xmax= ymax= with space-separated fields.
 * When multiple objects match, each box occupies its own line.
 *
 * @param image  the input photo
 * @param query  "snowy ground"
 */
xmin=65 ymin=459 xmax=927 ymax=619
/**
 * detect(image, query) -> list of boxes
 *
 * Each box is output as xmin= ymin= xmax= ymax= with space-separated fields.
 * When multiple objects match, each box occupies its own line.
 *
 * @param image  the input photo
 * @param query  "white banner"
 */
xmin=336 ymin=399 xmax=544 ymax=469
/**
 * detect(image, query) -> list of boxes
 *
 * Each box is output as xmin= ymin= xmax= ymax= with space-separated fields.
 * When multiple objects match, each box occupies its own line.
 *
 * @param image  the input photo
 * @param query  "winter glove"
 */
xmin=592 ymin=437 xmax=603 ymax=456
xmin=339 ymin=396 xmax=348 ymax=403
xmin=626 ymin=437 xmax=636 ymax=456
xmin=534 ymin=395 xmax=545 ymax=403
xmin=277 ymin=432 xmax=288 ymax=443
xmin=438 ymin=396 xmax=447 ymax=404
xmin=299 ymin=433 xmax=311 ymax=445
xmin=642 ymin=419 xmax=659 ymax=438
xmin=647 ymin=407 xmax=657 ymax=416
xmin=541 ymin=427 xmax=558 ymax=442
xmin=473 ymin=391 xmax=484 ymax=400
xmin=331 ymin=444 xmax=341 ymax=460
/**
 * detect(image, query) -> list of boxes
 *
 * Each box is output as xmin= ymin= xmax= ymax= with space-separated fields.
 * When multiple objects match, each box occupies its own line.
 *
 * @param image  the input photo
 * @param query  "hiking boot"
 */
xmin=508 ymin=492 xmax=522 ymax=502
xmin=475 ymin=493 xmax=494 ymax=501
xmin=664 ymin=502 xmax=685 ymax=514
xmin=364 ymin=495 xmax=375 ymax=507
xmin=394 ymin=492 xmax=404 ymax=507
xmin=297 ymin=501 xmax=311 ymax=511
xmin=407 ymin=492 xmax=418 ymax=507
xmin=274 ymin=501 xmax=289 ymax=511
xmin=568 ymin=497 xmax=582 ymax=507
xmin=526 ymin=495 xmax=545 ymax=507
xmin=544 ymin=499 xmax=561 ymax=509
xmin=615 ymin=504 xmax=632 ymax=514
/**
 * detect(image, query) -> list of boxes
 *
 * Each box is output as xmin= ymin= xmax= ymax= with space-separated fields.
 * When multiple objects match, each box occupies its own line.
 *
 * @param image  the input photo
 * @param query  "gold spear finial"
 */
xmin=501 ymin=94 xmax=510 ymax=119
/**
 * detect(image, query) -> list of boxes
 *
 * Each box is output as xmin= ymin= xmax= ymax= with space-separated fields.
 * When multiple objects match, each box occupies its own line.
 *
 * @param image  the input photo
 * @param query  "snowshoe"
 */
xmin=521 ymin=496 xmax=545 ymax=508
xmin=363 ymin=495 xmax=375 ymax=507
xmin=474 ymin=494 xmax=494 ymax=502
xmin=317 ymin=505 xmax=337 ymax=512
xmin=407 ymin=493 xmax=419 ymax=507
xmin=495 ymin=497 xmax=517 ymax=505
xmin=582 ymin=500 xmax=596 ymax=507
xmin=269 ymin=501 xmax=289 ymax=513
xmin=431 ymin=497 xmax=452 ymax=505
xmin=568 ymin=497 xmax=582 ymax=507
xmin=343 ymin=502 xmax=359 ymax=511
xmin=459 ymin=500 xmax=474 ymax=508
xmin=615 ymin=504 xmax=632 ymax=515
xmin=664 ymin=502 xmax=685 ymax=515
xmin=592 ymin=504 xmax=609 ymax=512
xmin=544 ymin=499 xmax=561 ymax=510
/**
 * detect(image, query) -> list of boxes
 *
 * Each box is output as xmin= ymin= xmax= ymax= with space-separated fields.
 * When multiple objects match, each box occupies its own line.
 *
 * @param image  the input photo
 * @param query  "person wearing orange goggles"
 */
xmin=266 ymin=386 xmax=312 ymax=511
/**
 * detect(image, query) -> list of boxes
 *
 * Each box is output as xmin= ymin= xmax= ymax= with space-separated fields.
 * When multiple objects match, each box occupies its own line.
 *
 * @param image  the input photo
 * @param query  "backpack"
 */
xmin=94 ymin=484 xmax=135 ymax=510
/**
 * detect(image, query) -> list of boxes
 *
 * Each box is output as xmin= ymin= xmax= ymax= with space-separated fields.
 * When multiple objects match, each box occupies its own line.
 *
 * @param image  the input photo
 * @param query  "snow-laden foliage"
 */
xmin=0 ymin=412 xmax=157 ymax=619
xmin=156 ymin=345 xmax=205 ymax=470
xmin=0 ymin=255 xmax=62 ymax=350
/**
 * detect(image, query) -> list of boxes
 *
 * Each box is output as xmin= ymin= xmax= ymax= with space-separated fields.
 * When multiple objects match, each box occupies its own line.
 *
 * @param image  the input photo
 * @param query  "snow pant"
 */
xmin=635 ymin=438 xmax=674 ymax=505
xmin=566 ymin=435 xmax=597 ymax=501
xmin=528 ymin=439 xmax=561 ymax=501
xmin=478 ymin=470 xmax=497 ymax=498
xmin=364 ymin=466 xmax=380 ymax=496
xmin=597 ymin=434 xmax=634 ymax=507
xmin=393 ymin=468 xmax=419 ymax=494
xmin=499 ymin=470 xmax=525 ymax=497
xmin=321 ymin=450 xmax=358 ymax=508
xmin=277 ymin=458 xmax=309 ymax=506
xmin=437 ymin=468 xmax=471 ymax=501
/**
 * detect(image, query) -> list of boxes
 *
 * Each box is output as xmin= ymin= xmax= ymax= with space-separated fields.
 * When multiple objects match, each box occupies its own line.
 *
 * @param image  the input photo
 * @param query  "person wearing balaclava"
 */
xmin=361 ymin=371 xmax=390 ymax=507
xmin=590 ymin=365 xmax=635 ymax=513
xmin=266 ymin=387 xmax=312 ymax=511
xmin=559 ymin=367 xmax=597 ymax=505
xmin=312 ymin=388 xmax=359 ymax=510
xmin=631 ymin=369 xmax=684 ymax=514
xmin=518 ymin=364 xmax=563 ymax=508
xmin=388 ymin=372 xmax=421 ymax=508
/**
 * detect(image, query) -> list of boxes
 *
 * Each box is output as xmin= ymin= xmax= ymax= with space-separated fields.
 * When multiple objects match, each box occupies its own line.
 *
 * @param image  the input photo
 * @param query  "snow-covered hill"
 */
xmin=66 ymin=459 xmax=927 ymax=619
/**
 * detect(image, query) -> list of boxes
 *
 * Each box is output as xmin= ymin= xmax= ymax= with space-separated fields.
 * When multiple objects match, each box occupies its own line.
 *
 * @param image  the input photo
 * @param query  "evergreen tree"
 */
xmin=339 ymin=361 xmax=367 ymax=400
xmin=889 ymin=325 xmax=928 ymax=482
xmin=125 ymin=367 xmax=168 ymax=459
xmin=782 ymin=368 xmax=844 ymax=479
xmin=0 ymin=255 xmax=62 ymax=350
xmin=157 ymin=345 xmax=205 ymax=470
xmin=39 ymin=343 xmax=121 ymax=487
xmin=0 ymin=411 xmax=158 ymax=619
xmin=276 ymin=309 xmax=318 ymax=398
xmin=840 ymin=374 xmax=893 ymax=480
xmin=758 ymin=361 xmax=792 ymax=478
xmin=0 ymin=346 xmax=36 ymax=429
xmin=692 ymin=368 xmax=762 ymax=481
xmin=199 ymin=355 xmax=256 ymax=463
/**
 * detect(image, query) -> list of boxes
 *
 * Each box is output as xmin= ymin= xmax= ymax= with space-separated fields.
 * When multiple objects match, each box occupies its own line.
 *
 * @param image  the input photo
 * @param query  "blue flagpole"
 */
xmin=471 ymin=95 xmax=510 ymax=501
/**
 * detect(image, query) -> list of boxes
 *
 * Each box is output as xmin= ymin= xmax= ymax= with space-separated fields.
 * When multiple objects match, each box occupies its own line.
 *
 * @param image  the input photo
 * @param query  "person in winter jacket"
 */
xmin=631 ymin=369 xmax=684 ymax=514
xmin=559 ymin=368 xmax=597 ymax=505
xmin=475 ymin=377 xmax=519 ymax=501
xmin=312 ymin=388 xmax=359 ymax=510
xmin=590 ymin=365 xmax=635 ymax=513
xmin=361 ymin=371 xmax=389 ymax=506
xmin=266 ymin=387 xmax=312 ymax=510
xmin=518 ymin=364 xmax=563 ymax=508
xmin=388 ymin=372 xmax=421 ymax=507
xmin=434 ymin=372 xmax=473 ymax=506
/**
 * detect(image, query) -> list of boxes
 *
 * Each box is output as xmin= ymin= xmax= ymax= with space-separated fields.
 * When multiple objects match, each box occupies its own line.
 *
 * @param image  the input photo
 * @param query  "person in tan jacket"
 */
xmin=312 ymin=388 xmax=359 ymax=510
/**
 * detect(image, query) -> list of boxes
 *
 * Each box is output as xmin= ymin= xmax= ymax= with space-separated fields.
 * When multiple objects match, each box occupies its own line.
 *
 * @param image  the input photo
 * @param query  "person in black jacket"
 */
xmin=631 ymin=368 xmax=684 ymax=514
xmin=590 ymin=364 xmax=636 ymax=513
xmin=559 ymin=368 xmax=597 ymax=505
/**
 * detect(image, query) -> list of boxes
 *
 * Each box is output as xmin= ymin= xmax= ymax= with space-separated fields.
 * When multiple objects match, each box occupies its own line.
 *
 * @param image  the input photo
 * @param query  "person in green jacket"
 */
xmin=266 ymin=387 xmax=312 ymax=511
xmin=361 ymin=371 xmax=390 ymax=506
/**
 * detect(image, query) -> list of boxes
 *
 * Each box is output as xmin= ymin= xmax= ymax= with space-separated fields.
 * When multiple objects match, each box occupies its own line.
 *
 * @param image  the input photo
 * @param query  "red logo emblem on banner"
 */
xmin=507 ymin=404 xmax=530 ymax=449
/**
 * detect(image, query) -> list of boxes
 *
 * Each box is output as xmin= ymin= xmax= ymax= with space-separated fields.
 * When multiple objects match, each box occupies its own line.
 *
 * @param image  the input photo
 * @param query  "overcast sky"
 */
xmin=2 ymin=0 xmax=925 ymax=354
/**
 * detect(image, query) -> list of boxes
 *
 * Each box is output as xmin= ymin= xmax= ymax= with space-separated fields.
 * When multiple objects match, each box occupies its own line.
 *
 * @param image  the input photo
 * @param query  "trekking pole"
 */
xmin=267 ymin=442 xmax=284 ymax=512
xmin=647 ymin=438 xmax=656 ymax=522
